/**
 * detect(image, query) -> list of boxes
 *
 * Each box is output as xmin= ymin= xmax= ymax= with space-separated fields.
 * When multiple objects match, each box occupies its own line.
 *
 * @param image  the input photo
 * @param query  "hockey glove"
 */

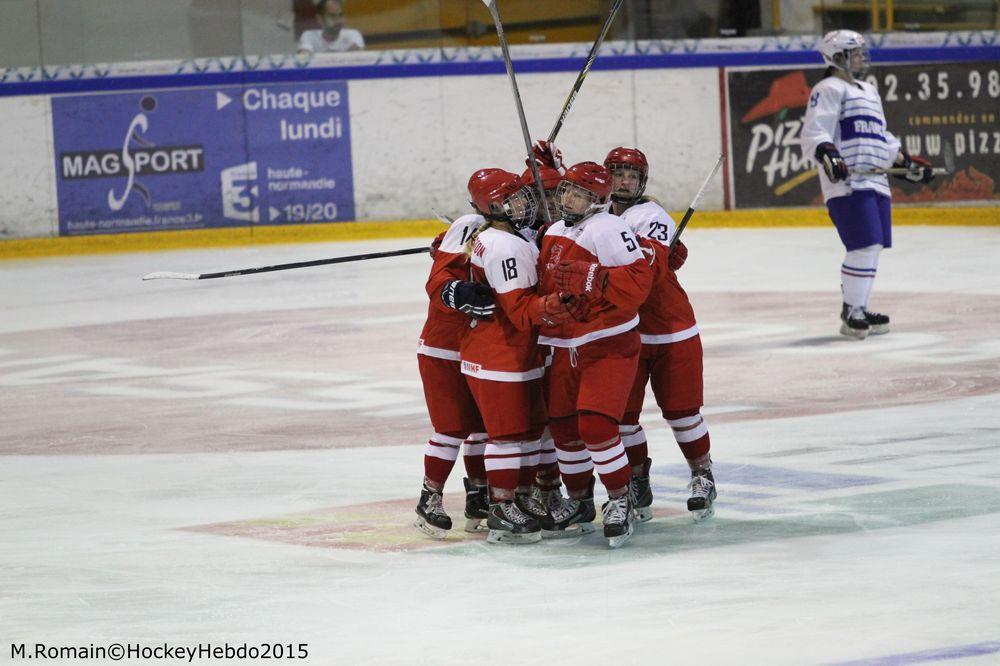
xmin=532 ymin=293 xmax=576 ymax=327
xmin=553 ymin=260 xmax=608 ymax=301
xmin=894 ymin=151 xmax=935 ymax=184
xmin=428 ymin=231 xmax=446 ymax=259
xmin=815 ymin=142 xmax=849 ymax=183
xmin=529 ymin=139 xmax=564 ymax=173
xmin=668 ymin=240 xmax=688 ymax=271
xmin=562 ymin=294 xmax=594 ymax=322
xmin=441 ymin=280 xmax=496 ymax=319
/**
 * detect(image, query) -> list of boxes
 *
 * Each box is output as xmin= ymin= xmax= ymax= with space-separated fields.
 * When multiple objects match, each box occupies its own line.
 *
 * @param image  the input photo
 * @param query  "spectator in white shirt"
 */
xmin=297 ymin=0 xmax=364 ymax=54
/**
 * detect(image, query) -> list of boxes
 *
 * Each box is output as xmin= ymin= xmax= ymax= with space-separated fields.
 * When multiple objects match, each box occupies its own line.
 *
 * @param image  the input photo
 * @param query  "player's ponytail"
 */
xmin=464 ymin=217 xmax=516 ymax=259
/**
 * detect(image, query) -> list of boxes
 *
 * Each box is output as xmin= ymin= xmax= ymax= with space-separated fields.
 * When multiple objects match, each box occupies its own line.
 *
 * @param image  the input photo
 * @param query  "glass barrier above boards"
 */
xmin=0 ymin=0 xmax=998 ymax=69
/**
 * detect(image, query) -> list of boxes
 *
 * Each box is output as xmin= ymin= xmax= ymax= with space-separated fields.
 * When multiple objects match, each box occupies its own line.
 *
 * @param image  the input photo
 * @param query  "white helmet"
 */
xmin=818 ymin=30 xmax=870 ymax=78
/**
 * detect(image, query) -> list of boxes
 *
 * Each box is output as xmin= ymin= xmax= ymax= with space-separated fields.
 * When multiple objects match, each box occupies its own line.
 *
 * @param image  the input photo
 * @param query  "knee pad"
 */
xmin=621 ymin=410 xmax=641 ymax=427
xmin=548 ymin=416 xmax=579 ymax=445
xmin=662 ymin=408 xmax=699 ymax=421
xmin=578 ymin=411 xmax=619 ymax=446
xmin=844 ymin=244 xmax=882 ymax=270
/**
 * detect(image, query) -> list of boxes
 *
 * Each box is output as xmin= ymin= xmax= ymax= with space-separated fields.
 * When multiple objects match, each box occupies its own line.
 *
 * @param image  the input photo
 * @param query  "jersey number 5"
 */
xmin=620 ymin=231 xmax=637 ymax=252
xmin=501 ymin=257 xmax=518 ymax=281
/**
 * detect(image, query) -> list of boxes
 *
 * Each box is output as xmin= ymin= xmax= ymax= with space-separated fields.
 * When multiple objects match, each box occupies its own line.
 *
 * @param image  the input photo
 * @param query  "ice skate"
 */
xmin=687 ymin=467 xmax=717 ymax=522
xmin=542 ymin=479 xmax=596 ymax=538
xmin=629 ymin=458 xmax=653 ymax=523
xmin=863 ymin=308 xmax=890 ymax=335
xmin=414 ymin=483 xmax=452 ymax=539
xmin=486 ymin=500 xmax=542 ymax=544
xmin=840 ymin=303 xmax=870 ymax=340
xmin=515 ymin=490 xmax=554 ymax=531
xmin=462 ymin=478 xmax=489 ymax=532
xmin=602 ymin=493 xmax=635 ymax=549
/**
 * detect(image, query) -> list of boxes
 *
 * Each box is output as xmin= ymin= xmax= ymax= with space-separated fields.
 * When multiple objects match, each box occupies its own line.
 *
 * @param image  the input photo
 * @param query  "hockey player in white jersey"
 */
xmin=604 ymin=147 xmax=717 ymax=521
xmin=461 ymin=170 xmax=581 ymax=544
xmin=801 ymin=30 xmax=935 ymax=339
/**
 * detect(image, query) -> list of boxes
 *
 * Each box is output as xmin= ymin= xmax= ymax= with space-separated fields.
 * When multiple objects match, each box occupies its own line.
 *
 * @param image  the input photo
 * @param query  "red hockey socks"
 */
xmin=620 ymin=410 xmax=649 ymax=471
xmin=579 ymin=411 xmax=631 ymax=496
xmin=462 ymin=432 xmax=487 ymax=485
xmin=423 ymin=432 xmax=464 ymax=491
xmin=550 ymin=416 xmax=594 ymax=498
xmin=664 ymin=409 xmax=711 ymax=470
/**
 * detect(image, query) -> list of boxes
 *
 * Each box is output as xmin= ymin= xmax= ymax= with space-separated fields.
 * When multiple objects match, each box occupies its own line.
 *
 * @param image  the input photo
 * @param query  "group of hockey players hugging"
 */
xmin=413 ymin=140 xmax=716 ymax=549
xmin=408 ymin=29 xmax=939 ymax=548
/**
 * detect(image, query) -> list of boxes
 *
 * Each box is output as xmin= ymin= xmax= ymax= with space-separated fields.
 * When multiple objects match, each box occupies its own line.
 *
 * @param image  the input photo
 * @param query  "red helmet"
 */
xmin=562 ymin=162 xmax=612 ymax=201
xmin=468 ymin=168 xmax=517 ymax=214
xmin=467 ymin=168 xmax=537 ymax=228
xmin=520 ymin=165 xmax=563 ymax=190
xmin=556 ymin=162 xmax=612 ymax=225
xmin=604 ymin=147 xmax=649 ymax=203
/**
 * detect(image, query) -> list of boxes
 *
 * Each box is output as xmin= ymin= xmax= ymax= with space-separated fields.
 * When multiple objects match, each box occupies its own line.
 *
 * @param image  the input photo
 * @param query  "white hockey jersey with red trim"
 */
xmin=620 ymin=200 xmax=698 ymax=344
xmin=537 ymin=210 xmax=652 ymax=347
xmin=417 ymin=214 xmax=483 ymax=361
xmin=461 ymin=226 xmax=546 ymax=382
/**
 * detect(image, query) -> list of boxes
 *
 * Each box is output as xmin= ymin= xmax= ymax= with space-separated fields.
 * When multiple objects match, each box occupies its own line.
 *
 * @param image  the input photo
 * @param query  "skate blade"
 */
xmin=463 ymin=517 xmax=488 ymax=533
xmin=690 ymin=505 xmax=715 ymax=522
xmin=633 ymin=506 xmax=653 ymax=523
xmin=839 ymin=323 xmax=869 ymax=339
xmin=541 ymin=522 xmax=596 ymax=539
xmin=414 ymin=518 xmax=449 ymax=540
xmin=486 ymin=529 xmax=542 ymax=545
xmin=606 ymin=522 xmax=635 ymax=549
xmin=868 ymin=324 xmax=890 ymax=335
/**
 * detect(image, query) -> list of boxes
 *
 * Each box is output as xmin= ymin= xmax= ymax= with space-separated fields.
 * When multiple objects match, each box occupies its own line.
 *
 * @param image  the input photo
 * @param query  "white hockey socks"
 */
xmin=841 ymin=244 xmax=882 ymax=309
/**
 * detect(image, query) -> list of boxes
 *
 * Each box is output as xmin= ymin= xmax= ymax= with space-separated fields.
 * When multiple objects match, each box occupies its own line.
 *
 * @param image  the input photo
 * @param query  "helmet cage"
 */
xmin=607 ymin=162 xmax=648 ymax=204
xmin=832 ymin=47 xmax=870 ymax=78
xmin=556 ymin=180 xmax=603 ymax=226
xmin=499 ymin=185 xmax=539 ymax=230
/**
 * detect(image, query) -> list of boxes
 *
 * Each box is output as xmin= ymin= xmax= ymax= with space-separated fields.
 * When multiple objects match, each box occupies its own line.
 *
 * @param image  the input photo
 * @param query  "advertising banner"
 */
xmin=726 ymin=62 xmax=1000 ymax=208
xmin=51 ymin=81 xmax=354 ymax=235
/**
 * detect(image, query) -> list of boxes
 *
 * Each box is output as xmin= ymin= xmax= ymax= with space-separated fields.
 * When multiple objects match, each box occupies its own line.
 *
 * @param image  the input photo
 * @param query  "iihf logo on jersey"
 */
xmin=57 ymin=96 xmax=206 ymax=212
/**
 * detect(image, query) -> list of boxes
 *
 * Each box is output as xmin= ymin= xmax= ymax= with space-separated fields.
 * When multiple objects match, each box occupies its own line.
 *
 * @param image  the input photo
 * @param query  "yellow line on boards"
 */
xmin=1 ymin=207 xmax=997 ymax=260
xmin=0 ymin=219 xmax=446 ymax=260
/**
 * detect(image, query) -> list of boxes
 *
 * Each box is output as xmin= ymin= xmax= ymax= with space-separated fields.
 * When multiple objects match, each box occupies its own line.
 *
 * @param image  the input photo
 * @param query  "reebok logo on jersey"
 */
xmin=585 ymin=263 xmax=599 ymax=295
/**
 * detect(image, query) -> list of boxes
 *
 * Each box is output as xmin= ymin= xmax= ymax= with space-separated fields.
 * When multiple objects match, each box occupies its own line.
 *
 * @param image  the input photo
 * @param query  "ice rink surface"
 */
xmin=2 ymin=225 xmax=999 ymax=665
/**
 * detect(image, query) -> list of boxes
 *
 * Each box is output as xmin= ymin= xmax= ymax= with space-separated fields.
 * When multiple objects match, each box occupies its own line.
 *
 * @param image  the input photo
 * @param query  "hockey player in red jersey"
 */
xmin=414 ymin=169 xmax=500 ymax=539
xmin=604 ymin=147 xmax=717 ymax=521
xmin=537 ymin=161 xmax=653 ymax=548
xmin=460 ymin=169 xmax=581 ymax=544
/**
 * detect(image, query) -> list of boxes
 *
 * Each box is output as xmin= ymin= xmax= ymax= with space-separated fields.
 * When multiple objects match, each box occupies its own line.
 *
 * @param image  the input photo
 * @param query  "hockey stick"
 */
xmin=481 ymin=0 xmax=551 ymax=225
xmin=547 ymin=0 xmax=625 ymax=143
xmin=431 ymin=208 xmax=455 ymax=225
xmin=851 ymin=141 xmax=955 ymax=177
xmin=852 ymin=166 xmax=951 ymax=176
xmin=142 ymin=246 xmax=429 ymax=281
xmin=670 ymin=153 xmax=725 ymax=250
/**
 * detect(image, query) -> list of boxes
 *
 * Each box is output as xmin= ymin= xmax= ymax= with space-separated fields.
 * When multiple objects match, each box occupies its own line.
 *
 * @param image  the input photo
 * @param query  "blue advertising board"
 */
xmin=51 ymin=81 xmax=354 ymax=235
